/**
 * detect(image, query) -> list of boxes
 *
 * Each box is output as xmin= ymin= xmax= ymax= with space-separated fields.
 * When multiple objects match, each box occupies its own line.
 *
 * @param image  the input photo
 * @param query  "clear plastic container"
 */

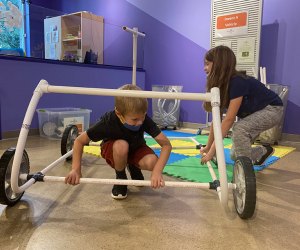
xmin=257 ymin=84 xmax=289 ymax=144
xmin=152 ymin=85 xmax=183 ymax=129
xmin=36 ymin=108 xmax=92 ymax=139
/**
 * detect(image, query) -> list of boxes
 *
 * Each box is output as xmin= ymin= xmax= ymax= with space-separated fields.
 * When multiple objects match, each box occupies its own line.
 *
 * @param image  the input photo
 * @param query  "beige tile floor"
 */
xmin=0 ymin=134 xmax=300 ymax=250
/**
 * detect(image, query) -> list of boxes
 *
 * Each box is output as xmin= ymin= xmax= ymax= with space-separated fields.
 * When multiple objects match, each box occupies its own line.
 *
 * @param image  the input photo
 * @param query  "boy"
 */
xmin=65 ymin=84 xmax=172 ymax=199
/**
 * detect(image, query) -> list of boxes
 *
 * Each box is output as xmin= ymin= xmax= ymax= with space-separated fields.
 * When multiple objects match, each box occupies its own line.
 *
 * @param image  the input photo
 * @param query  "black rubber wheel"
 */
xmin=0 ymin=148 xmax=30 ymax=206
xmin=233 ymin=156 xmax=256 ymax=219
xmin=61 ymin=125 xmax=79 ymax=161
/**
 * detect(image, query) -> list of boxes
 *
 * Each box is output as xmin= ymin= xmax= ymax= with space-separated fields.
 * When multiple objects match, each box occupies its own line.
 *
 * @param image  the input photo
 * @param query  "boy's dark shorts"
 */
xmin=100 ymin=140 xmax=156 ymax=168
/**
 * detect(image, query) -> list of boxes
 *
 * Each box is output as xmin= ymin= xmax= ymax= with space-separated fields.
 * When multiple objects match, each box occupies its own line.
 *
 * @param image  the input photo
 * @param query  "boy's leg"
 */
xmin=129 ymin=145 xmax=157 ymax=171
xmin=127 ymin=164 xmax=144 ymax=180
xmin=231 ymin=105 xmax=283 ymax=164
xmin=111 ymin=169 xmax=128 ymax=199
xmin=101 ymin=140 xmax=129 ymax=199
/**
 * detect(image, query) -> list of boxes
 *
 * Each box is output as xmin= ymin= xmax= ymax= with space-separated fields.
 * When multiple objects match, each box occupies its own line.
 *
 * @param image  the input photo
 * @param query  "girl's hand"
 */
xmin=200 ymin=145 xmax=210 ymax=156
xmin=201 ymin=150 xmax=214 ymax=164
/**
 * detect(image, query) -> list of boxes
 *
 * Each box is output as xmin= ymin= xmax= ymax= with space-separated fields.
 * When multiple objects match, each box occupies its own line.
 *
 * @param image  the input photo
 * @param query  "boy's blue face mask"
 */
xmin=123 ymin=123 xmax=141 ymax=131
xmin=116 ymin=109 xmax=142 ymax=132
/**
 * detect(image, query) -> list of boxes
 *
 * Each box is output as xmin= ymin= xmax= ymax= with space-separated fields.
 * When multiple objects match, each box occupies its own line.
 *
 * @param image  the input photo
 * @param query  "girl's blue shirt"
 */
xmin=229 ymin=75 xmax=283 ymax=118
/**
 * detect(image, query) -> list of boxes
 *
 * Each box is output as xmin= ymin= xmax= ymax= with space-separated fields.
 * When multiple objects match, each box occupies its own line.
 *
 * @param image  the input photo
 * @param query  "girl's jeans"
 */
xmin=230 ymin=105 xmax=284 ymax=162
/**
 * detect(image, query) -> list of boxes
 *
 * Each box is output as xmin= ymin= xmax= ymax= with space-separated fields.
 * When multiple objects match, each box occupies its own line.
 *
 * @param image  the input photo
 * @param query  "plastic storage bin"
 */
xmin=152 ymin=85 xmax=183 ymax=129
xmin=36 ymin=108 xmax=92 ymax=139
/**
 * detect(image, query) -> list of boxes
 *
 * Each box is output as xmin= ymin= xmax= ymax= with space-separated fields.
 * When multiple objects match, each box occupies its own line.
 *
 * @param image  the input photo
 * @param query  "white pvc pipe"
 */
xmin=43 ymin=83 xmax=212 ymax=102
xmin=42 ymin=176 xmax=236 ymax=190
xmin=132 ymin=27 xmax=138 ymax=85
xmin=10 ymin=80 xmax=210 ymax=193
xmin=151 ymin=146 xmax=197 ymax=150
xmin=206 ymin=161 xmax=217 ymax=181
xmin=260 ymin=67 xmax=263 ymax=84
xmin=210 ymin=87 xmax=228 ymax=207
xmin=122 ymin=26 xmax=145 ymax=86
xmin=145 ymin=136 xmax=195 ymax=139
xmin=10 ymin=80 xmax=228 ymax=209
xmin=17 ymin=150 xmax=72 ymax=181
xmin=263 ymin=67 xmax=267 ymax=85
xmin=122 ymin=26 xmax=145 ymax=37
xmin=190 ymin=137 xmax=200 ymax=145
xmin=40 ymin=150 xmax=73 ymax=175
xmin=11 ymin=80 xmax=47 ymax=193
xmin=45 ymin=177 xmax=210 ymax=187
xmin=200 ymin=148 xmax=221 ymax=201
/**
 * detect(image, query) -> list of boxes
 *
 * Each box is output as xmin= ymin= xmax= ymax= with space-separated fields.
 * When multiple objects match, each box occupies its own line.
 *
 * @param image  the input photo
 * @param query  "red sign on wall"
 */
xmin=215 ymin=11 xmax=248 ymax=37
xmin=217 ymin=12 xmax=247 ymax=29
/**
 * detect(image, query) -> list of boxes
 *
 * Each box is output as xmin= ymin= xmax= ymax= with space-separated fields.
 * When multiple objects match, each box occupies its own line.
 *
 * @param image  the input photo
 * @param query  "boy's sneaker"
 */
xmin=127 ymin=164 xmax=144 ymax=180
xmin=111 ymin=184 xmax=127 ymax=199
xmin=111 ymin=170 xmax=128 ymax=200
xmin=253 ymin=144 xmax=274 ymax=165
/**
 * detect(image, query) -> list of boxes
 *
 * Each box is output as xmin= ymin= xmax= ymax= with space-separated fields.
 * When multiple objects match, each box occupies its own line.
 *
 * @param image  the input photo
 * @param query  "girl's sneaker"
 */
xmin=253 ymin=145 xmax=274 ymax=165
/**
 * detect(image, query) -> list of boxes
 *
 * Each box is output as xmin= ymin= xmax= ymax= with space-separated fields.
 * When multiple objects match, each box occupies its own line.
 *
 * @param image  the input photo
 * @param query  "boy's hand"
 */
xmin=150 ymin=170 xmax=165 ymax=189
xmin=65 ymin=169 xmax=82 ymax=185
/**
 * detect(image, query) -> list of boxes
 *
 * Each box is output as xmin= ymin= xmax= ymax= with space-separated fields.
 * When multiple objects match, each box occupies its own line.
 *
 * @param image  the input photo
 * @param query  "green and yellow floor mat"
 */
xmin=83 ymin=130 xmax=296 ymax=183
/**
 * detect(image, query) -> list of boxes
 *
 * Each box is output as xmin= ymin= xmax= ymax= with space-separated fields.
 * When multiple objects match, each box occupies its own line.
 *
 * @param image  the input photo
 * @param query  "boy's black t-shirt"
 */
xmin=87 ymin=111 xmax=161 ymax=152
xmin=229 ymin=75 xmax=283 ymax=118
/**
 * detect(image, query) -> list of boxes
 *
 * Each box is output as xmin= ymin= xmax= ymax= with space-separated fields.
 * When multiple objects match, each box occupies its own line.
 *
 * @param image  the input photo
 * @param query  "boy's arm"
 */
xmin=65 ymin=131 xmax=91 ymax=185
xmin=152 ymin=132 xmax=172 ymax=174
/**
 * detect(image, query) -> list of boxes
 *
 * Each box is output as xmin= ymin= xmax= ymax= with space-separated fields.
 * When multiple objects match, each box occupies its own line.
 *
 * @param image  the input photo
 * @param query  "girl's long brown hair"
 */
xmin=203 ymin=45 xmax=239 ymax=112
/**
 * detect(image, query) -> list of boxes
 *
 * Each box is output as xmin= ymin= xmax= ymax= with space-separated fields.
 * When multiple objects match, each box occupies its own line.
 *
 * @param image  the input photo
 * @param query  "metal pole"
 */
xmin=122 ymin=26 xmax=146 ymax=86
xmin=132 ymin=27 xmax=138 ymax=85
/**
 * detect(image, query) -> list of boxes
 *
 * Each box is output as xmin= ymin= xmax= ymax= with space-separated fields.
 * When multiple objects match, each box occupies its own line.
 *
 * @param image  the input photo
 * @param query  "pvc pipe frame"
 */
xmin=10 ymin=80 xmax=228 ymax=208
xmin=122 ymin=26 xmax=145 ymax=86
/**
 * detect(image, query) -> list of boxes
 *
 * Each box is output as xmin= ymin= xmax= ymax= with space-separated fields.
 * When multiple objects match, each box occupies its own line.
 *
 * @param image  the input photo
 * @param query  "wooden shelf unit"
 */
xmin=44 ymin=11 xmax=104 ymax=64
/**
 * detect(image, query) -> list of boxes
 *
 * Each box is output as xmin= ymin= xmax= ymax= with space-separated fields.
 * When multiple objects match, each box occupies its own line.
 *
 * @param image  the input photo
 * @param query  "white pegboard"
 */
xmin=211 ymin=0 xmax=263 ymax=77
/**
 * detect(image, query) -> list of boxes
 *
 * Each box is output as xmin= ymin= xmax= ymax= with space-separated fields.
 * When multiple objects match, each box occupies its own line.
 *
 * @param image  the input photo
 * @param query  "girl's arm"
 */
xmin=221 ymin=96 xmax=242 ymax=137
xmin=201 ymin=97 xmax=242 ymax=163
xmin=206 ymin=123 xmax=215 ymax=148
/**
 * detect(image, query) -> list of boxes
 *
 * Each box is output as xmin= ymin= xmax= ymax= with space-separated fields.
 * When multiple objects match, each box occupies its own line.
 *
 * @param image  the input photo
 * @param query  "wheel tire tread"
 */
xmin=233 ymin=156 xmax=256 ymax=219
xmin=0 ymin=148 xmax=29 ymax=206
xmin=61 ymin=125 xmax=79 ymax=161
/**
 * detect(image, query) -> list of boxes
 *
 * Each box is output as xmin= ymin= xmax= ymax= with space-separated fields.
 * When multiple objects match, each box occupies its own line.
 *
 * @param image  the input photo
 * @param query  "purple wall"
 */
xmin=261 ymin=0 xmax=300 ymax=135
xmin=30 ymin=0 xmax=63 ymax=11
xmin=2 ymin=0 xmax=300 ymax=136
xmin=55 ymin=0 xmax=210 ymax=125
xmin=0 ymin=57 xmax=145 ymax=136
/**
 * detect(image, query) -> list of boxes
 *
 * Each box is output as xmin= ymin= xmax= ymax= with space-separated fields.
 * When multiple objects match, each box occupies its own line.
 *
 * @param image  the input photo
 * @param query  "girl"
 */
xmin=200 ymin=46 xmax=283 ymax=165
